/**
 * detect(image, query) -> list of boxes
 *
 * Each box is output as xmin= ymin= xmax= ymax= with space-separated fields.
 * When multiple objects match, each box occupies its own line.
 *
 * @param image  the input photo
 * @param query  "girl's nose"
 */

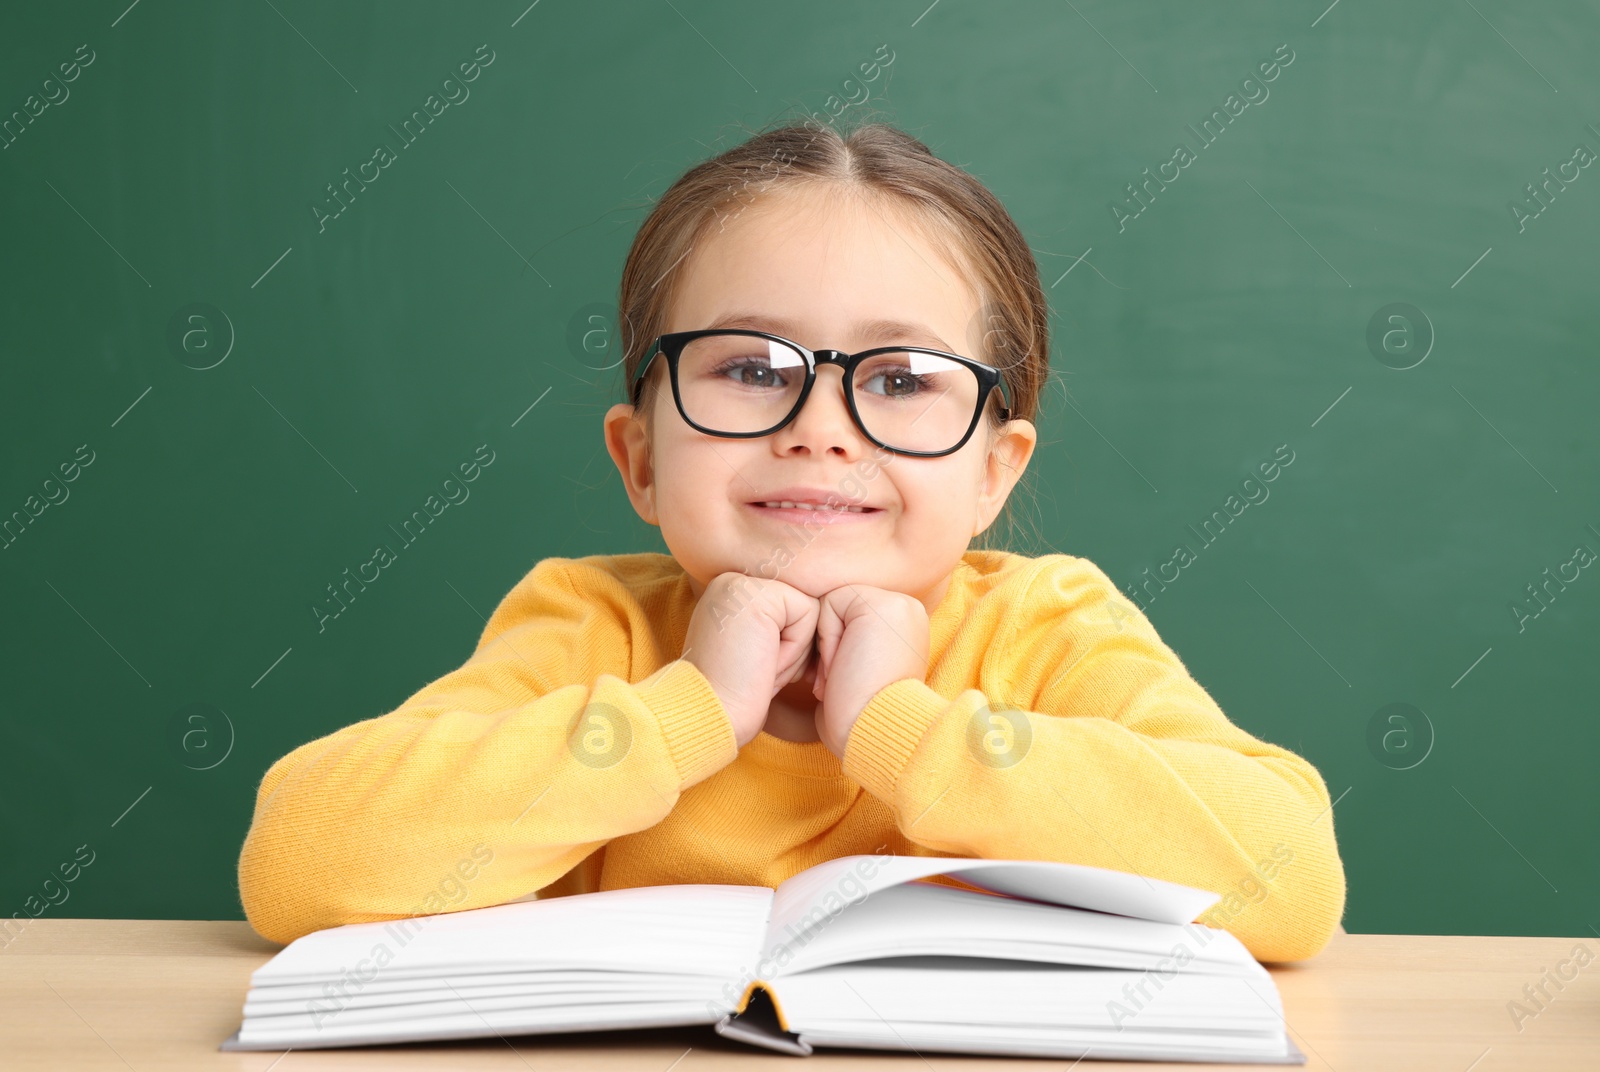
xmin=774 ymin=366 xmax=866 ymax=455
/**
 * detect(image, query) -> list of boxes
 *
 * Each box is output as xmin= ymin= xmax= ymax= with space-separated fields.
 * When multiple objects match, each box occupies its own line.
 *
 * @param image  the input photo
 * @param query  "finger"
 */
xmin=815 ymin=639 xmax=841 ymax=704
xmin=797 ymin=642 xmax=821 ymax=685
xmin=776 ymin=656 xmax=815 ymax=695
xmin=777 ymin=636 xmax=817 ymax=689
xmin=815 ymin=587 xmax=846 ymax=646
xmin=815 ymin=605 xmax=843 ymax=682
xmin=782 ymin=582 xmax=823 ymax=631
xmin=773 ymin=587 xmax=820 ymax=667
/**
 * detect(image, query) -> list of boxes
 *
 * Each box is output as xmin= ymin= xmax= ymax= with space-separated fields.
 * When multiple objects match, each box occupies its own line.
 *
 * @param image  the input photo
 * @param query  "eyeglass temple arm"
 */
xmin=629 ymin=343 xmax=662 ymax=405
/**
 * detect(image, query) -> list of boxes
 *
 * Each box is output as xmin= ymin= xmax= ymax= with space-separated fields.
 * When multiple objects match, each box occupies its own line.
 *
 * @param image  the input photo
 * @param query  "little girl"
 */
xmin=238 ymin=121 xmax=1345 ymax=963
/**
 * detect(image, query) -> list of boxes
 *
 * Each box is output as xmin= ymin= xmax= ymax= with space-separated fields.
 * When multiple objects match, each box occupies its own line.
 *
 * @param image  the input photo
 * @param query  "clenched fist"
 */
xmin=680 ymin=573 xmax=821 ymax=747
xmin=811 ymin=584 xmax=931 ymax=758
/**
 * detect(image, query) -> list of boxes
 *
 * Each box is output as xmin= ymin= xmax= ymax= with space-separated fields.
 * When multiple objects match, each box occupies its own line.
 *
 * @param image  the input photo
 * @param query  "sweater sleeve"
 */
xmin=839 ymin=555 xmax=1346 ymax=963
xmin=237 ymin=557 xmax=737 ymax=946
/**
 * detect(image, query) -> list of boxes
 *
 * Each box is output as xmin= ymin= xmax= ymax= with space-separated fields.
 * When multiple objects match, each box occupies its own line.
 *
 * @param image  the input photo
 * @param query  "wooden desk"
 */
xmin=1 ymin=921 xmax=1595 ymax=1070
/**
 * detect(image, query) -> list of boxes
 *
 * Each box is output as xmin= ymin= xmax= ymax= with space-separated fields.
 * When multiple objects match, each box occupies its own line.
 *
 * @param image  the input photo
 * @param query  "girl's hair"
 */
xmin=615 ymin=119 xmax=1048 ymax=552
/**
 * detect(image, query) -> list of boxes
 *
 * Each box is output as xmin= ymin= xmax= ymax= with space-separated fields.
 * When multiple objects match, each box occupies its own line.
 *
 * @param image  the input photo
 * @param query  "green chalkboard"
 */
xmin=2 ymin=0 xmax=1595 ymax=943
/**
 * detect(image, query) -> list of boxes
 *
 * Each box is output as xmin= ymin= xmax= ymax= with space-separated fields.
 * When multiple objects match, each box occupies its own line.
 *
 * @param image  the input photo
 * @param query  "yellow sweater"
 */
xmin=238 ymin=549 xmax=1346 ymax=961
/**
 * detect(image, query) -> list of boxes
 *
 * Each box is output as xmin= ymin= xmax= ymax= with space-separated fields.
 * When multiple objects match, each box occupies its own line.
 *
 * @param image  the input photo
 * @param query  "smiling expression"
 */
xmin=604 ymin=183 xmax=1036 ymax=613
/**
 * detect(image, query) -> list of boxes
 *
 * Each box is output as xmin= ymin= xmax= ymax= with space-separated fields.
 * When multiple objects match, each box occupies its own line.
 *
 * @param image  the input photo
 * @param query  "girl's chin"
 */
xmin=688 ymin=561 xmax=855 ymax=599
xmin=683 ymin=548 xmax=904 ymax=599
xmin=774 ymin=567 xmax=885 ymax=600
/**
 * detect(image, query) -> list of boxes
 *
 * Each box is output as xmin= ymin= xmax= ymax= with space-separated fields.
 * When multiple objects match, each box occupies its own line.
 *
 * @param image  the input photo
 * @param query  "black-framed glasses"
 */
xmin=629 ymin=329 xmax=1012 ymax=458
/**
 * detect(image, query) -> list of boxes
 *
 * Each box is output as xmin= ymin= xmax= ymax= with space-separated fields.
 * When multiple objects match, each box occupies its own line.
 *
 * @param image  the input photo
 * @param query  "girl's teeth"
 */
xmin=761 ymin=501 xmax=868 ymax=513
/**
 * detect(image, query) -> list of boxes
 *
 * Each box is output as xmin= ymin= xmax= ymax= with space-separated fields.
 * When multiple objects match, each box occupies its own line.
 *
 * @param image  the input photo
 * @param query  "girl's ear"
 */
xmin=604 ymin=402 xmax=659 ymax=526
xmin=974 ymin=417 xmax=1038 ymax=534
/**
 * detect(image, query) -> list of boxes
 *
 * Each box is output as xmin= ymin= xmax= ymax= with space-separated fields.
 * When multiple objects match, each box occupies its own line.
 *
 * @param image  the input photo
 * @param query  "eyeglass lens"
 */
xmin=674 ymin=335 xmax=981 ymax=453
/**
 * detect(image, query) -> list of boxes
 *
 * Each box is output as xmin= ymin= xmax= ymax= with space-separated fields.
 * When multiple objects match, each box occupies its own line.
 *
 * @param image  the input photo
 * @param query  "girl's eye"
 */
xmin=713 ymin=358 xmax=791 ymax=389
xmin=860 ymin=367 xmax=933 ymax=398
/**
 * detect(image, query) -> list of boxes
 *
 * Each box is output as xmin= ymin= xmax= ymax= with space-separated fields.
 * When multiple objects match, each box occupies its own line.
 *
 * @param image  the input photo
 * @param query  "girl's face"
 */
xmin=604 ymin=183 xmax=1036 ymax=613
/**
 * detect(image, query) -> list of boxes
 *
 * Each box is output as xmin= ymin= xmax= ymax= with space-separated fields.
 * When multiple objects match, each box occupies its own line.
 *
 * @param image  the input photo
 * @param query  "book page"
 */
xmin=766 ymin=854 xmax=1219 ymax=956
xmin=761 ymin=880 xmax=1256 ymax=978
xmin=762 ymin=956 xmax=1291 ymax=1063
xmin=251 ymin=883 xmax=774 ymax=988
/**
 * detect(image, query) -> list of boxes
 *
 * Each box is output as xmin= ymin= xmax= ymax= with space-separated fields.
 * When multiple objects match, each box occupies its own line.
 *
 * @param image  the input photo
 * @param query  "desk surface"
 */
xmin=1 ymin=921 xmax=1595 ymax=1070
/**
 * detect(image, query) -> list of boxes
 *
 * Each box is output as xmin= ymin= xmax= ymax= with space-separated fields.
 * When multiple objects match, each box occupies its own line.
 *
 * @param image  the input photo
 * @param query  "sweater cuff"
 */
xmin=841 ymin=678 xmax=951 ymax=803
xmin=634 ymin=659 xmax=738 ymax=789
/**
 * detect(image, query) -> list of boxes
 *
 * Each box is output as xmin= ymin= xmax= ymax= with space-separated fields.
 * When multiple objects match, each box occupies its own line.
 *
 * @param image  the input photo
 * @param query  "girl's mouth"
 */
xmin=746 ymin=500 xmax=883 ymax=524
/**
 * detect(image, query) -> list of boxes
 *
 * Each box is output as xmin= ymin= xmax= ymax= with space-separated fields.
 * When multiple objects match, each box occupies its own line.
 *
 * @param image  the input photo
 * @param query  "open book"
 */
xmin=221 ymin=854 xmax=1304 ymax=1063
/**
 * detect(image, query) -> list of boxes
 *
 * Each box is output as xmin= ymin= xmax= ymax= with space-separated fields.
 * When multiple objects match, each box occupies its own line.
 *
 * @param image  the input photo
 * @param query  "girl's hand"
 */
xmin=682 ymin=573 xmax=821 ymax=748
xmin=812 ymin=584 xmax=931 ymax=758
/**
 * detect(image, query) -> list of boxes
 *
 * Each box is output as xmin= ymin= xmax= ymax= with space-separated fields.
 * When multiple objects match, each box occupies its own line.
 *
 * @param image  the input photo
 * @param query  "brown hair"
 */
xmin=614 ymin=119 xmax=1048 ymax=552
